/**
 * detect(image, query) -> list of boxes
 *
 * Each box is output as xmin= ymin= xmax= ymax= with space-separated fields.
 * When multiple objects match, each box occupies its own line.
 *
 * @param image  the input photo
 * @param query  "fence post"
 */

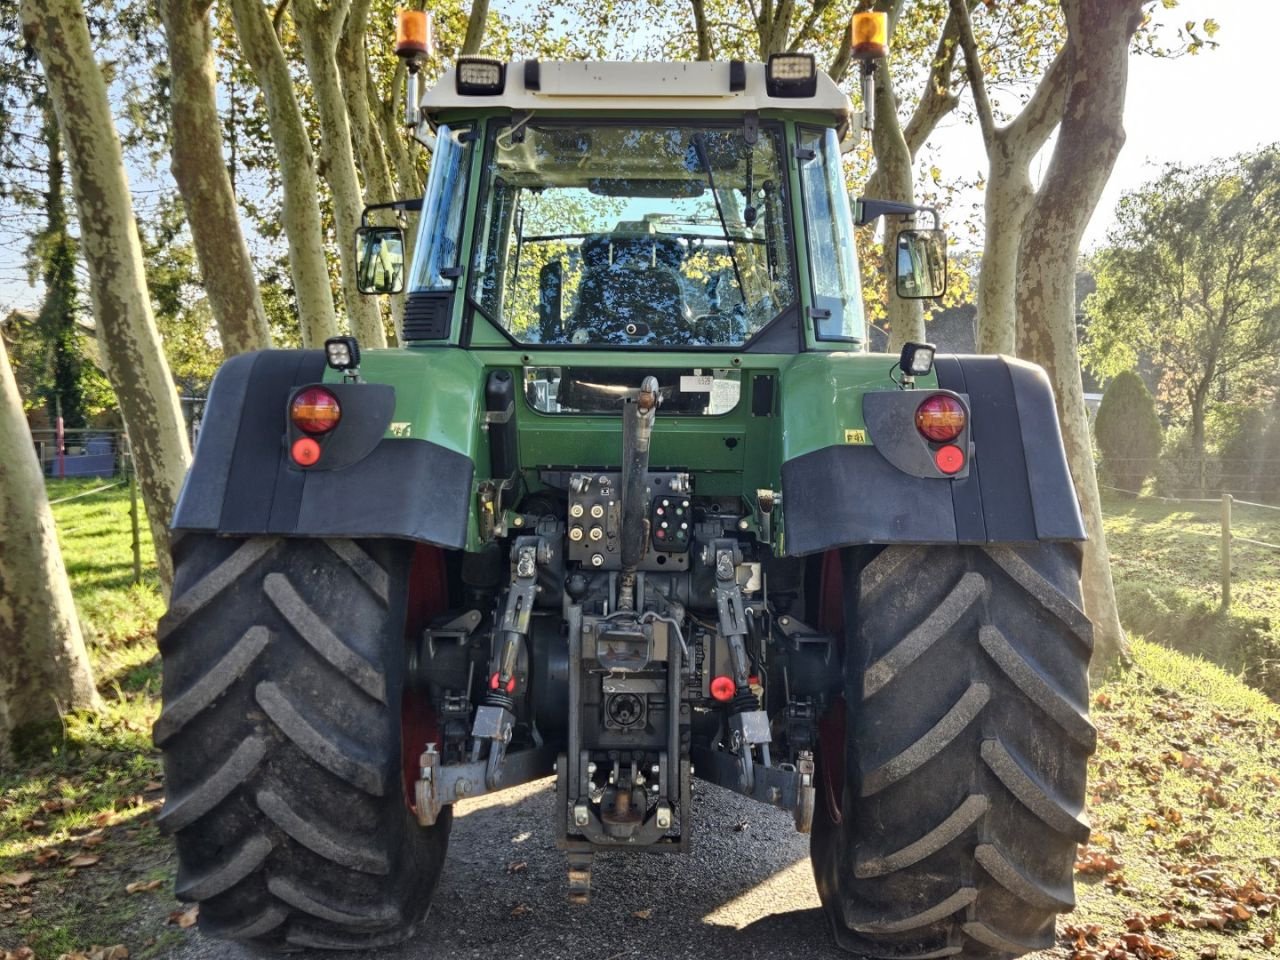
xmin=1220 ymin=492 xmax=1232 ymax=610
xmin=127 ymin=440 xmax=142 ymax=586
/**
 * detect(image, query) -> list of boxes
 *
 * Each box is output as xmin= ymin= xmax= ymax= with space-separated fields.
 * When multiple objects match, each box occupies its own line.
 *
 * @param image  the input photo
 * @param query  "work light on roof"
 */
xmin=456 ymin=57 xmax=506 ymax=95
xmin=765 ymin=53 xmax=818 ymax=98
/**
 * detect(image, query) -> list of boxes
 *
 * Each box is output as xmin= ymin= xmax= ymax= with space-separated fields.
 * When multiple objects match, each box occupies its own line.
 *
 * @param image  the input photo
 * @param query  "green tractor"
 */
xmin=156 ymin=17 xmax=1093 ymax=957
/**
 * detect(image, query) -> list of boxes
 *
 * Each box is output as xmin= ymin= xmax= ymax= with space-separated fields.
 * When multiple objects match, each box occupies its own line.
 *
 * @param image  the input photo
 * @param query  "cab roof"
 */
xmin=418 ymin=60 xmax=853 ymax=125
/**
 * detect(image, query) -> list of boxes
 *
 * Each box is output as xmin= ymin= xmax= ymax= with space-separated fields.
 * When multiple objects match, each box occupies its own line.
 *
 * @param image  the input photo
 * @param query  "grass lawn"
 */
xmin=1 ymin=479 xmax=181 ymax=959
xmin=1102 ymin=490 xmax=1280 ymax=697
xmin=1 ymin=483 xmax=1278 ymax=958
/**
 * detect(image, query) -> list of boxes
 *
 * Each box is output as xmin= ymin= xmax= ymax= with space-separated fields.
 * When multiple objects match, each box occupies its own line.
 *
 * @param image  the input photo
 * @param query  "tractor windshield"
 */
xmin=468 ymin=121 xmax=796 ymax=347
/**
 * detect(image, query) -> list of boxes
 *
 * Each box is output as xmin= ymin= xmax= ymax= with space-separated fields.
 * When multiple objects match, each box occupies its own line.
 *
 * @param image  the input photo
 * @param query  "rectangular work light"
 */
xmin=325 ymin=335 xmax=361 ymax=372
xmin=765 ymin=53 xmax=818 ymax=98
xmin=899 ymin=341 xmax=937 ymax=378
xmin=456 ymin=57 xmax=506 ymax=96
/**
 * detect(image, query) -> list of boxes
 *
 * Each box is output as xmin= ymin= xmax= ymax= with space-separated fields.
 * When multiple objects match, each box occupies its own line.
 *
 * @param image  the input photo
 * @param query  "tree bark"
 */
xmin=871 ymin=54 xmax=925 ymax=350
xmin=0 ymin=335 xmax=101 ymax=766
xmin=690 ymin=0 xmax=713 ymax=60
xmin=293 ymin=0 xmax=387 ymax=349
xmin=947 ymin=0 xmax=1071 ymax=356
xmin=228 ymin=0 xmax=339 ymax=348
xmin=338 ymin=0 xmax=405 ymax=331
xmin=1015 ymin=0 xmax=1145 ymax=668
xmin=21 ymin=0 xmax=192 ymax=594
xmin=462 ymin=0 xmax=489 ymax=54
xmin=160 ymin=0 xmax=272 ymax=356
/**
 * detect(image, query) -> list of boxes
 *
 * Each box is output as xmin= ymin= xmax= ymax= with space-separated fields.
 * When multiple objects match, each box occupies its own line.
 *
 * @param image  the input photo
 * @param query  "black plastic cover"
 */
xmin=780 ymin=354 xmax=1084 ymax=556
xmin=172 ymin=350 xmax=474 ymax=550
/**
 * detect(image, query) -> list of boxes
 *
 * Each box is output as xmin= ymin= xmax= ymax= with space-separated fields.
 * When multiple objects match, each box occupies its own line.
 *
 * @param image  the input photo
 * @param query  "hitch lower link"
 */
xmin=710 ymin=539 xmax=771 ymax=792
xmin=470 ymin=536 xmax=546 ymax=790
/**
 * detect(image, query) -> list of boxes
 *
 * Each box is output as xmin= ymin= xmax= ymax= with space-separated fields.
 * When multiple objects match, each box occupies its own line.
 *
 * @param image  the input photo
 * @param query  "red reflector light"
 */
xmin=915 ymin=394 xmax=966 ymax=442
xmin=291 ymin=437 xmax=321 ymax=467
xmin=291 ymin=387 xmax=341 ymax=434
xmin=935 ymin=444 xmax=965 ymax=475
xmin=710 ymin=676 xmax=735 ymax=702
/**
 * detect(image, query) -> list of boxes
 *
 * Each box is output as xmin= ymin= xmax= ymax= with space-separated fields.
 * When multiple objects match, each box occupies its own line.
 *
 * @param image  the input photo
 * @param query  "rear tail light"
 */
xmin=291 ymin=387 xmax=341 ymax=434
xmin=915 ymin=394 xmax=966 ymax=443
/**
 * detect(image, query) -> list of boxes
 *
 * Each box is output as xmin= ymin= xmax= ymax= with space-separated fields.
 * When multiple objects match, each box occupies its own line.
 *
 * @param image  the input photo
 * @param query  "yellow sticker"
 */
xmin=844 ymin=429 xmax=869 ymax=445
xmin=389 ymin=421 xmax=412 ymax=438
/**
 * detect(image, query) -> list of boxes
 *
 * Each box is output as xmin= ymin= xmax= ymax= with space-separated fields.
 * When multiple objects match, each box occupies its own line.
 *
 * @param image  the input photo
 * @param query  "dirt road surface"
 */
xmin=171 ymin=777 xmax=848 ymax=960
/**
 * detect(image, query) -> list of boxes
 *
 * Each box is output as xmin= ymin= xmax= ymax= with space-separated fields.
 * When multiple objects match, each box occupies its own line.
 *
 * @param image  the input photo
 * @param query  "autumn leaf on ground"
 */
xmin=66 ymin=854 xmax=101 ymax=869
xmin=125 ymin=880 xmax=163 ymax=895
xmin=0 ymin=873 xmax=34 ymax=889
xmin=1076 ymin=850 xmax=1123 ymax=876
xmin=167 ymin=905 xmax=198 ymax=929
xmin=632 ymin=908 xmax=653 ymax=919
xmin=509 ymin=902 xmax=531 ymax=918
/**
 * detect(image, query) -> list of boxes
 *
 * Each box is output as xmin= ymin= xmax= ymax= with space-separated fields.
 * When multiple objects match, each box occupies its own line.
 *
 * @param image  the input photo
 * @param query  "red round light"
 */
xmin=291 ymin=387 xmax=341 ymax=434
xmin=710 ymin=676 xmax=736 ymax=702
xmin=291 ymin=437 xmax=321 ymax=467
xmin=934 ymin=444 xmax=965 ymax=475
xmin=915 ymin=394 xmax=967 ymax=442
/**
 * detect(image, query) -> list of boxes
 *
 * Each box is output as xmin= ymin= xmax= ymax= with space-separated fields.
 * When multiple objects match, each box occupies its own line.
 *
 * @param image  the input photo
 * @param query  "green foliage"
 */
xmin=1095 ymin=370 xmax=1163 ymax=495
xmin=1082 ymin=147 xmax=1280 ymax=460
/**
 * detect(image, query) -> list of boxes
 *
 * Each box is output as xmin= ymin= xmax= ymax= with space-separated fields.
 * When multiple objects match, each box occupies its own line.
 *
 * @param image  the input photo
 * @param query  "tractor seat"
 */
xmin=569 ymin=262 xmax=692 ymax=343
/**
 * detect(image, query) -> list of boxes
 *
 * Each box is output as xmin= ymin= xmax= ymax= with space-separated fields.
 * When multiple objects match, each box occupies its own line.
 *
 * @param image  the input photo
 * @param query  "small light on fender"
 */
xmin=292 ymin=437 xmax=321 ymax=467
xmin=710 ymin=676 xmax=736 ymax=702
xmin=934 ymin=444 xmax=965 ymax=475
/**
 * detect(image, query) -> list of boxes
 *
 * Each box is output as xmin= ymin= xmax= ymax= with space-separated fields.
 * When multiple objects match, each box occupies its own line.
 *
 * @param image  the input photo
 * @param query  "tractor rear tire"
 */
xmin=154 ymin=535 xmax=450 ymax=951
xmin=812 ymin=543 xmax=1095 ymax=959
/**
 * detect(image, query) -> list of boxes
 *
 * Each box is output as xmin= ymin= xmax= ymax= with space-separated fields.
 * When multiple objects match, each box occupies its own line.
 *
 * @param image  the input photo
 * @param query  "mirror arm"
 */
xmin=854 ymin=198 xmax=940 ymax=229
xmin=360 ymin=198 xmax=425 ymax=228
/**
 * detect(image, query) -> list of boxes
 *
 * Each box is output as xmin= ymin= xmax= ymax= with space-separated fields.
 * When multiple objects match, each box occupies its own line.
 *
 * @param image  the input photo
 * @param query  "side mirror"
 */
xmin=356 ymin=225 xmax=405 ymax=295
xmin=895 ymin=229 xmax=948 ymax=299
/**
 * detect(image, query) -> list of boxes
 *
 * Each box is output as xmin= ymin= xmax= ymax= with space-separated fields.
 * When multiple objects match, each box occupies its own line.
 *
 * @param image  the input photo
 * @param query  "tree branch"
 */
xmin=690 ymin=0 xmax=713 ymax=60
xmin=902 ymin=6 xmax=962 ymax=157
xmin=948 ymin=0 xmax=995 ymax=150
xmin=463 ymin=0 xmax=489 ymax=55
xmin=1003 ymin=37 xmax=1071 ymax=154
xmin=788 ymin=0 xmax=834 ymax=53
xmin=271 ymin=0 xmax=290 ymax=37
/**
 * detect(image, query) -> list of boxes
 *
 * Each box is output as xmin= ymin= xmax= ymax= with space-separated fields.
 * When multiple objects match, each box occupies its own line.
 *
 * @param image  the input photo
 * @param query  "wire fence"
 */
xmin=1100 ymin=457 xmax=1280 ymax=505
xmin=1100 ymin=470 xmax=1280 ymax=610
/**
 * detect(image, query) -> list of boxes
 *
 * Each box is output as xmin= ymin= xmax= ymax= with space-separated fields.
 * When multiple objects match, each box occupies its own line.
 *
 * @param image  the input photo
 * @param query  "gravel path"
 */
xmin=172 ymin=777 xmax=850 ymax=960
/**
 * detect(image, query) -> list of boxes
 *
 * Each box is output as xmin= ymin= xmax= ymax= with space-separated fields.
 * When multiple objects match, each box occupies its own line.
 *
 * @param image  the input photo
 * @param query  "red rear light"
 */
xmin=915 ymin=394 xmax=966 ymax=442
xmin=291 ymin=387 xmax=341 ymax=434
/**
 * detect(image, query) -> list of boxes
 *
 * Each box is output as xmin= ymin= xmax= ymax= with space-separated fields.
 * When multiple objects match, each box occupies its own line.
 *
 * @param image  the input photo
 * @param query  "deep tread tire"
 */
xmin=813 ymin=543 xmax=1094 ymax=960
xmin=155 ymin=536 xmax=450 ymax=951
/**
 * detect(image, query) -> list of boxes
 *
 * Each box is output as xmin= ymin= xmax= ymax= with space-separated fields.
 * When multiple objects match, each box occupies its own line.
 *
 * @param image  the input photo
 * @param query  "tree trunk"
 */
xmin=1015 ymin=0 xmax=1145 ymax=669
xmin=872 ymin=55 xmax=925 ymax=351
xmin=21 ymin=0 xmax=192 ymax=594
xmin=949 ymin=0 xmax=1070 ymax=356
xmin=37 ymin=95 xmax=90 ymax=431
xmin=228 ymin=0 xmax=339 ymax=348
xmin=976 ymin=148 xmax=1034 ymax=354
xmin=338 ymin=0 xmax=405 ymax=331
xmin=0 ymin=312 xmax=101 ymax=767
xmin=293 ymin=0 xmax=387 ymax=349
xmin=160 ymin=0 xmax=272 ymax=356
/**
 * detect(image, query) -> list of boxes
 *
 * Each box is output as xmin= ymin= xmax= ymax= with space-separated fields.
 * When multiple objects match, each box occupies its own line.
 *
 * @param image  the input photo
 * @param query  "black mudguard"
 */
xmin=781 ymin=355 xmax=1085 ymax=556
xmin=172 ymin=350 xmax=474 ymax=549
